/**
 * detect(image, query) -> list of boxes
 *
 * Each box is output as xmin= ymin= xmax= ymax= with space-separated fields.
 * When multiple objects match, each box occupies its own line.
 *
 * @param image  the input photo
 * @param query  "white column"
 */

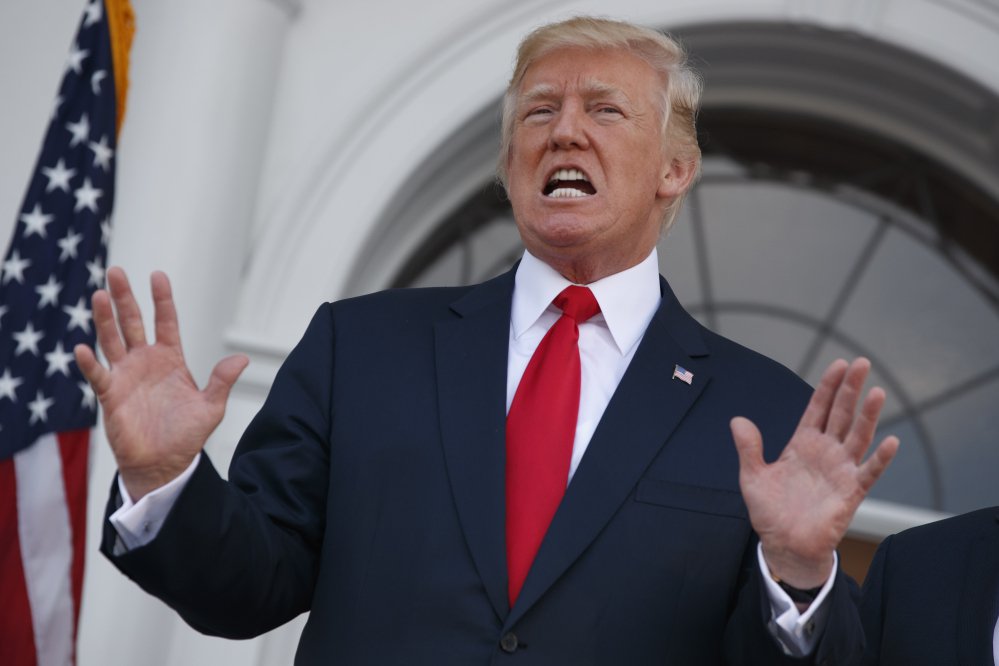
xmin=76 ymin=0 xmax=295 ymax=664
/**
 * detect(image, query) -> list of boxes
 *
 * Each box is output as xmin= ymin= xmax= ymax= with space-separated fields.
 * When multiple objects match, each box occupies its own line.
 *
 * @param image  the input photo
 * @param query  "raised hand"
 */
xmin=74 ymin=268 xmax=248 ymax=501
xmin=731 ymin=358 xmax=899 ymax=590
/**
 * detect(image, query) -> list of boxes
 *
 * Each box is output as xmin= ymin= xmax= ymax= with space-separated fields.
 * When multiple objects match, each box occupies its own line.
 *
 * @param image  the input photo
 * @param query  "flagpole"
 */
xmin=104 ymin=0 xmax=135 ymax=135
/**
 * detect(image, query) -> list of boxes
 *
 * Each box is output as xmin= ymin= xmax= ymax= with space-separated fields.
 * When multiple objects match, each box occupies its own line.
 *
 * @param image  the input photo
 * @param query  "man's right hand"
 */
xmin=74 ymin=267 xmax=248 ymax=502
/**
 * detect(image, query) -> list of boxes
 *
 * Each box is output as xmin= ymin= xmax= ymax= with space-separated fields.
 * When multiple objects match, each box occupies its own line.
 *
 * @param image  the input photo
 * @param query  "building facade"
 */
xmin=2 ymin=1 xmax=998 ymax=663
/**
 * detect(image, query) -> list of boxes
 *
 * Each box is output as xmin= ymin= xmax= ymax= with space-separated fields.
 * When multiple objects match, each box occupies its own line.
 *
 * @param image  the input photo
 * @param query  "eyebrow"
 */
xmin=518 ymin=83 xmax=558 ymax=106
xmin=518 ymin=79 xmax=631 ymax=106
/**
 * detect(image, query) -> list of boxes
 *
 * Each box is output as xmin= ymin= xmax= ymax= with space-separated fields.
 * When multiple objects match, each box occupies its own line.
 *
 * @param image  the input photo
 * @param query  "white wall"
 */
xmin=0 ymin=0 xmax=80 ymax=247
xmin=2 ymin=0 xmax=295 ymax=663
xmin=1 ymin=0 xmax=997 ymax=664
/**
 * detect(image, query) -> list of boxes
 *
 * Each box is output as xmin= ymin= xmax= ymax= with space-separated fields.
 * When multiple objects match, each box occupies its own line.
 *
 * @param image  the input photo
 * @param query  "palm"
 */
xmin=99 ymin=344 xmax=216 ymax=466
xmin=75 ymin=268 xmax=247 ymax=500
xmin=732 ymin=359 xmax=898 ymax=588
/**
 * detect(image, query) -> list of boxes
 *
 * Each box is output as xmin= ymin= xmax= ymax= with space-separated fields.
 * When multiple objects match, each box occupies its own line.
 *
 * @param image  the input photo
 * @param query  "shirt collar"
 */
xmin=511 ymin=248 xmax=662 ymax=356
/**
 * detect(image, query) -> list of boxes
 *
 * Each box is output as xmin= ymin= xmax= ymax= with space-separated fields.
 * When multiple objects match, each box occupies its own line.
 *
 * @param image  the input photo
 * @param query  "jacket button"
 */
xmin=500 ymin=632 xmax=519 ymax=653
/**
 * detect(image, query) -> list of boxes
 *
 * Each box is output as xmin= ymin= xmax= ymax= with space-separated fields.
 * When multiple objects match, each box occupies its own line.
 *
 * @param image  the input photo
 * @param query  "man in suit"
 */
xmin=860 ymin=507 xmax=999 ymax=665
xmin=76 ymin=17 xmax=898 ymax=665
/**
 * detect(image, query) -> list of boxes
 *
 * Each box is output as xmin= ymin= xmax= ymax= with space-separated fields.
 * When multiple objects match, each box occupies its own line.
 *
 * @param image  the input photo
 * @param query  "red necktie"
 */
xmin=506 ymin=285 xmax=601 ymax=606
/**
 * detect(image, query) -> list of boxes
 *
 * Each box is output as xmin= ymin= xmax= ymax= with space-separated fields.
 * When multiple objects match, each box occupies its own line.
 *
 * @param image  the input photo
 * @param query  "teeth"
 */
xmin=548 ymin=168 xmax=589 ymax=184
xmin=544 ymin=168 xmax=593 ymax=197
xmin=548 ymin=187 xmax=589 ymax=198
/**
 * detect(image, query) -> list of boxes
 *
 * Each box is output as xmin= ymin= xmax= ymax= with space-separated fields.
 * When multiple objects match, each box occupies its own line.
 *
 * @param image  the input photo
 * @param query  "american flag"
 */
xmin=0 ymin=1 xmax=132 ymax=664
xmin=672 ymin=364 xmax=694 ymax=385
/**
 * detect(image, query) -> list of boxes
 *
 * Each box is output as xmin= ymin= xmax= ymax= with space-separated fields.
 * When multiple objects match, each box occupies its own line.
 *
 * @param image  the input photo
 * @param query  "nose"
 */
xmin=549 ymin=102 xmax=590 ymax=151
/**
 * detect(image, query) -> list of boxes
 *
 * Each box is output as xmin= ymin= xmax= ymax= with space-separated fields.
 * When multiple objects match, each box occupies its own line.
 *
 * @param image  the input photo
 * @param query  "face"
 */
xmin=505 ymin=47 xmax=692 ymax=283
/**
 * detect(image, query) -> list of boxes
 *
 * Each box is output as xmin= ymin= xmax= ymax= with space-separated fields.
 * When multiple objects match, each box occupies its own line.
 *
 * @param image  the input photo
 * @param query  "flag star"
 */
xmin=66 ymin=42 xmax=89 ymax=75
xmin=88 ymin=135 xmax=114 ymax=170
xmin=13 ymin=322 xmax=44 ymax=356
xmin=0 ymin=304 xmax=8 ymax=327
xmin=74 ymin=178 xmax=103 ymax=213
xmin=63 ymin=298 xmax=93 ymax=333
xmin=2 ymin=250 xmax=32 ymax=284
xmin=36 ymin=275 xmax=64 ymax=308
xmin=45 ymin=342 xmax=76 ymax=377
xmin=66 ymin=113 xmax=90 ymax=147
xmin=19 ymin=204 xmax=55 ymax=238
xmin=28 ymin=390 xmax=56 ymax=425
xmin=78 ymin=381 xmax=96 ymax=411
xmin=91 ymin=70 xmax=107 ymax=95
xmin=58 ymin=229 xmax=84 ymax=261
xmin=0 ymin=369 xmax=24 ymax=402
xmin=86 ymin=258 xmax=106 ymax=287
xmin=100 ymin=218 xmax=112 ymax=246
xmin=83 ymin=0 xmax=103 ymax=27
xmin=41 ymin=158 xmax=77 ymax=193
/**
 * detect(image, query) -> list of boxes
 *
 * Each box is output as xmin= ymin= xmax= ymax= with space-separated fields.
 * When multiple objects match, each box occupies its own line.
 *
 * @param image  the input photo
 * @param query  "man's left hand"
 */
xmin=731 ymin=358 xmax=899 ymax=590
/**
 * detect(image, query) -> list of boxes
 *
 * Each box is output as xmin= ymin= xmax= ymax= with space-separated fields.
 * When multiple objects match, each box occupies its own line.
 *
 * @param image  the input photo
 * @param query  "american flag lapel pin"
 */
xmin=672 ymin=364 xmax=694 ymax=385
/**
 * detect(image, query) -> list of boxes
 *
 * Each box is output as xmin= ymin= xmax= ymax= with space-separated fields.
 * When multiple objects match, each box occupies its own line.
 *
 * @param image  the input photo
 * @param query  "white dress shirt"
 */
xmin=111 ymin=247 xmax=831 ymax=654
xmin=994 ymin=612 xmax=998 ymax=665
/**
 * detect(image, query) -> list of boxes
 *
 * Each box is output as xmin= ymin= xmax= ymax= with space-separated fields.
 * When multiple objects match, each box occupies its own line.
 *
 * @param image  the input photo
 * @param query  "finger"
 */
xmin=731 ymin=416 xmax=766 ymax=478
xmin=151 ymin=271 xmax=182 ymax=348
xmin=107 ymin=267 xmax=148 ymax=350
xmin=857 ymin=436 xmax=900 ymax=492
xmin=203 ymin=355 xmax=249 ymax=409
xmin=92 ymin=288 xmax=126 ymax=364
xmin=74 ymin=343 xmax=111 ymax=395
xmin=843 ymin=386 xmax=887 ymax=463
xmin=825 ymin=358 xmax=871 ymax=440
xmin=797 ymin=358 xmax=849 ymax=431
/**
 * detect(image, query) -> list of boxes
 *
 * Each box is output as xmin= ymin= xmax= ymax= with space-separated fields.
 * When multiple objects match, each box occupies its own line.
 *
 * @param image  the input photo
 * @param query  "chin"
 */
xmin=529 ymin=226 xmax=601 ymax=253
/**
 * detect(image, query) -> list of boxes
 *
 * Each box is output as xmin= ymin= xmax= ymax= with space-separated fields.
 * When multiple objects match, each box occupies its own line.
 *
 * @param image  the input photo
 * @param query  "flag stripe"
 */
xmin=58 ymin=429 xmax=90 ymax=652
xmin=0 ymin=457 xmax=40 ymax=666
xmin=15 ymin=433 xmax=75 ymax=666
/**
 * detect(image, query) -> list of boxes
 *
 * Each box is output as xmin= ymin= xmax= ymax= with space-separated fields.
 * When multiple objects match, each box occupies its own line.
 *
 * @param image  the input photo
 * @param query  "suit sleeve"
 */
xmin=858 ymin=535 xmax=891 ymax=665
xmin=722 ymin=538 xmax=864 ymax=666
xmin=100 ymin=304 xmax=336 ymax=638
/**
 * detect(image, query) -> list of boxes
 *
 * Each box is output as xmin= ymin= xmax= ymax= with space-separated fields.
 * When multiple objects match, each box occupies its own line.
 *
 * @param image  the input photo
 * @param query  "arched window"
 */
xmin=387 ymin=23 xmax=999 ymax=520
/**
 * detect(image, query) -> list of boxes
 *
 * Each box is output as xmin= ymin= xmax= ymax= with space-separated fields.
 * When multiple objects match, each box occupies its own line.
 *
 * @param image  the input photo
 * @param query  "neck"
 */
xmin=533 ymin=246 xmax=654 ymax=285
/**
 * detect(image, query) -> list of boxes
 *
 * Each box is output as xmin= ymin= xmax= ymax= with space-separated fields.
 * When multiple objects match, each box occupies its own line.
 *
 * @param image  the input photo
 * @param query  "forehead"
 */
xmin=517 ymin=47 xmax=663 ymax=103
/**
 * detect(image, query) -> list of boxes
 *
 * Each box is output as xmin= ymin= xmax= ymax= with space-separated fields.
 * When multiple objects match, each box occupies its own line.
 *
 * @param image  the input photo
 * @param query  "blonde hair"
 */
xmin=498 ymin=16 xmax=702 ymax=231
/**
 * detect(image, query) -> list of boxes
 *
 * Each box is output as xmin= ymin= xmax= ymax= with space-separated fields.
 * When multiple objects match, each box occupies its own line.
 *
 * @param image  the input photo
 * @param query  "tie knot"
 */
xmin=553 ymin=286 xmax=600 ymax=323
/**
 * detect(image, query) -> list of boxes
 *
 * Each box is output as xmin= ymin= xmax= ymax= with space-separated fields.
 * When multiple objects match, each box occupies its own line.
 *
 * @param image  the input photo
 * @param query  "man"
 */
xmin=76 ymin=17 xmax=898 ymax=665
xmin=860 ymin=507 xmax=999 ymax=665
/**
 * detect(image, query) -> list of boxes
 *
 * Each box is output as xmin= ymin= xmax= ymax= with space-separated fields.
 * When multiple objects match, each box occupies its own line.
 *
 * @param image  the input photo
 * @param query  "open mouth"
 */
xmin=543 ymin=168 xmax=597 ymax=198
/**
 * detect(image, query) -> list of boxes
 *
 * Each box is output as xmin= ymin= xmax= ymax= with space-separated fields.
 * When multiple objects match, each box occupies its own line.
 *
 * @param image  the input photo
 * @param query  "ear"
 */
xmin=656 ymin=156 xmax=698 ymax=200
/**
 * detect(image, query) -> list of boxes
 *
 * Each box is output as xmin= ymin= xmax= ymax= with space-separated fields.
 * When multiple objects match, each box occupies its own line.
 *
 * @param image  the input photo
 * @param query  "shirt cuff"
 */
xmin=108 ymin=453 xmax=201 ymax=552
xmin=757 ymin=543 xmax=837 ymax=657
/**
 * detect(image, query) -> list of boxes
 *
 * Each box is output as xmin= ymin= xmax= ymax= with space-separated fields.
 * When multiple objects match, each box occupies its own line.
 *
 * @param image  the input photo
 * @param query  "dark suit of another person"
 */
xmin=101 ymin=270 xmax=863 ymax=665
xmin=860 ymin=506 xmax=999 ymax=665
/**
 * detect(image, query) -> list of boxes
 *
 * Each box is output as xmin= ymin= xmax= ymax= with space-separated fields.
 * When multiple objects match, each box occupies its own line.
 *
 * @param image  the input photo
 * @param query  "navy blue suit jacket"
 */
xmin=860 ymin=507 xmax=999 ymax=665
xmin=103 ymin=269 xmax=863 ymax=665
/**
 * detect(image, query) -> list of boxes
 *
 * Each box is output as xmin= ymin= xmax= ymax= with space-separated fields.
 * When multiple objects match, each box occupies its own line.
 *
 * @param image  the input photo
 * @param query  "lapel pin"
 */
xmin=672 ymin=364 xmax=693 ymax=385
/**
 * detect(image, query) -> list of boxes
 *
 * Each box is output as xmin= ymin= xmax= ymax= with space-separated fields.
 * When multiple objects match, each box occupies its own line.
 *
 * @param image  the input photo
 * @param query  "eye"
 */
xmin=521 ymin=106 xmax=555 ymax=125
xmin=525 ymin=106 xmax=554 ymax=118
xmin=595 ymin=105 xmax=623 ymax=116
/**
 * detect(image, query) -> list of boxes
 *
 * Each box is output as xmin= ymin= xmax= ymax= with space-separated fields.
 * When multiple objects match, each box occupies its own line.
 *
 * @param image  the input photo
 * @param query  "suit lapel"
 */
xmin=506 ymin=278 xmax=711 ymax=628
xmin=435 ymin=270 xmax=515 ymax=621
xmin=957 ymin=509 xmax=999 ymax=666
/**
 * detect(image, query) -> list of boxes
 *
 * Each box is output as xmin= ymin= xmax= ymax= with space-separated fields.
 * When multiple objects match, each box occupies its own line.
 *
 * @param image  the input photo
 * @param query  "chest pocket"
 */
xmin=635 ymin=478 xmax=748 ymax=520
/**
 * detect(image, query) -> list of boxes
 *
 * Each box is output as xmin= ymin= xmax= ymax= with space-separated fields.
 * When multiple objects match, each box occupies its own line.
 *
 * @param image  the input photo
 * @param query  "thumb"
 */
xmin=203 ymin=354 xmax=249 ymax=407
xmin=730 ymin=416 xmax=765 ymax=477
